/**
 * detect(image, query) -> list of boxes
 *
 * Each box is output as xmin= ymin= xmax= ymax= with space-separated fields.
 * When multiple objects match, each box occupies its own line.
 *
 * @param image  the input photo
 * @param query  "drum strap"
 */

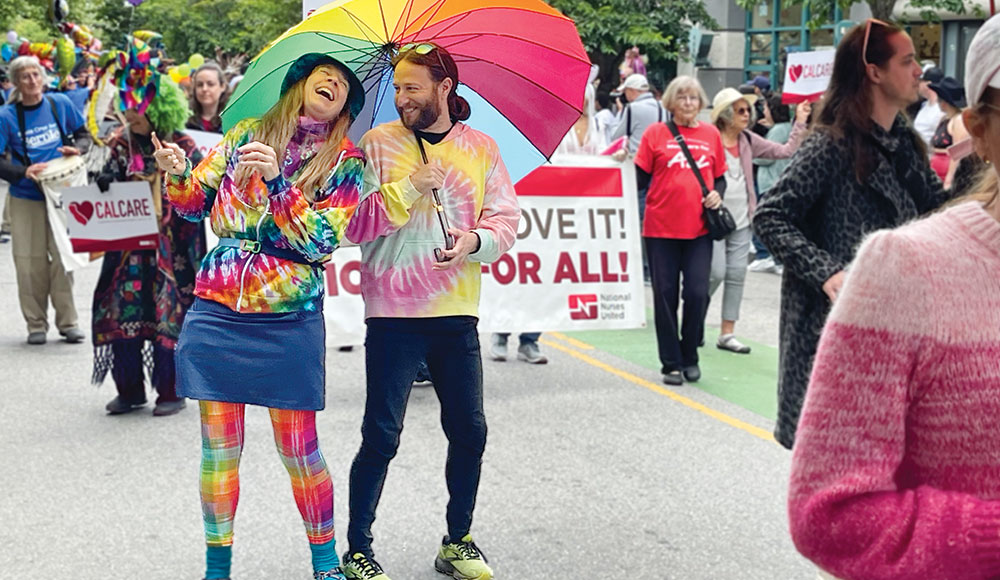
xmin=15 ymin=96 xmax=71 ymax=166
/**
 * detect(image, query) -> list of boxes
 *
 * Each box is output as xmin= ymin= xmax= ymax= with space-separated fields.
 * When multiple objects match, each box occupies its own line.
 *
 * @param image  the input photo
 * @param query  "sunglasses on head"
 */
xmin=861 ymin=18 xmax=890 ymax=68
xmin=398 ymin=42 xmax=449 ymax=76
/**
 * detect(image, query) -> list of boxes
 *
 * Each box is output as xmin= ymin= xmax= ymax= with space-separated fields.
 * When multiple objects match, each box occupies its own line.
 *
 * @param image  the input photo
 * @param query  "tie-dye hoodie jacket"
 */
xmin=166 ymin=117 xmax=364 ymax=313
xmin=346 ymin=121 xmax=519 ymax=318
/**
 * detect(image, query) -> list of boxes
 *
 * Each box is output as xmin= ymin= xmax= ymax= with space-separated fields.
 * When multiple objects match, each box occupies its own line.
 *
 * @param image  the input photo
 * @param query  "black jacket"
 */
xmin=754 ymin=114 xmax=950 ymax=449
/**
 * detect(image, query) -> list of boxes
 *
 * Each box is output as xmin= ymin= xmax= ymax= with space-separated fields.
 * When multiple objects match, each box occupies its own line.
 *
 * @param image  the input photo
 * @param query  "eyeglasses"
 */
xmin=861 ymin=18 xmax=890 ymax=68
xmin=397 ymin=42 xmax=449 ymax=76
xmin=733 ymin=106 xmax=751 ymax=115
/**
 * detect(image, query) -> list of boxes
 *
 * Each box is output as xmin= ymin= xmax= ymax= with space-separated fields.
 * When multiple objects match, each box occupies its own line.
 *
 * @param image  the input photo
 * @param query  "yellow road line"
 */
xmin=546 ymin=331 xmax=595 ymax=350
xmin=538 ymin=337 xmax=776 ymax=443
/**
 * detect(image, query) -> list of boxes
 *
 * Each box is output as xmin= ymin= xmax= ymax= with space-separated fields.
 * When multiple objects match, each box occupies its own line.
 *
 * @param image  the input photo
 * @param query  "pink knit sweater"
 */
xmin=789 ymin=201 xmax=1000 ymax=580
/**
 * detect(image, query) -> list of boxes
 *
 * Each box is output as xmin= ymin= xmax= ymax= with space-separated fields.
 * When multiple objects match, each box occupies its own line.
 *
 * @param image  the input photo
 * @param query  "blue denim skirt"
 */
xmin=176 ymin=298 xmax=326 ymax=410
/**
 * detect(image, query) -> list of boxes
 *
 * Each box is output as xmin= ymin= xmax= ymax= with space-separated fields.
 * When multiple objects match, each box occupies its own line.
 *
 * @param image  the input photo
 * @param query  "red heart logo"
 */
xmin=789 ymin=65 xmax=804 ymax=83
xmin=69 ymin=201 xmax=94 ymax=226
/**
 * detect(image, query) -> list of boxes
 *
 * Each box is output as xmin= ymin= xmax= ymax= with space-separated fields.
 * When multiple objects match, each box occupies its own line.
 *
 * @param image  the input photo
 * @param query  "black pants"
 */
xmin=645 ymin=236 xmax=713 ymax=373
xmin=111 ymin=339 xmax=180 ymax=405
xmin=348 ymin=316 xmax=486 ymax=557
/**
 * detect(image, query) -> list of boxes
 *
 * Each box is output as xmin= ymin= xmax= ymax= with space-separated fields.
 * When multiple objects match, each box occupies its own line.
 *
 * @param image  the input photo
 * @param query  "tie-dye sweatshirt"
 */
xmin=346 ymin=121 xmax=519 ymax=318
xmin=166 ymin=117 xmax=364 ymax=313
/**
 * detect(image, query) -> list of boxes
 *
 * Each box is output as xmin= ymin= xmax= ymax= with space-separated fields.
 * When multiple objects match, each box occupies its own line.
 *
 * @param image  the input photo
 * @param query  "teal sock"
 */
xmin=310 ymin=538 xmax=341 ymax=573
xmin=205 ymin=545 xmax=232 ymax=579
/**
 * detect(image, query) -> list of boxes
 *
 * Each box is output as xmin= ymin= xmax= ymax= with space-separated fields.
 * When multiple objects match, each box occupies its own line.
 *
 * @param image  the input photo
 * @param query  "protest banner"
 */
xmin=320 ymin=156 xmax=646 ymax=345
xmin=61 ymin=181 xmax=159 ymax=252
xmin=479 ymin=155 xmax=645 ymax=332
xmin=781 ymin=50 xmax=836 ymax=104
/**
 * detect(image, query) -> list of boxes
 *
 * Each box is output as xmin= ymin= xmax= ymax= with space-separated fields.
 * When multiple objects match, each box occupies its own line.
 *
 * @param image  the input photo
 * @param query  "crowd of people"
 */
xmin=591 ymin=18 xmax=1000 ymax=580
xmin=3 ymin=12 xmax=1000 ymax=580
xmin=2 ymin=33 xmax=516 ymax=579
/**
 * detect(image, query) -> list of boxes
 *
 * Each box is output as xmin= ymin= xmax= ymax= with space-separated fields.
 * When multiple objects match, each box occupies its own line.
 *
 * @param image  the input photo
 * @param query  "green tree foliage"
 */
xmin=548 ymin=0 xmax=717 ymax=91
xmin=93 ymin=0 xmax=301 ymax=60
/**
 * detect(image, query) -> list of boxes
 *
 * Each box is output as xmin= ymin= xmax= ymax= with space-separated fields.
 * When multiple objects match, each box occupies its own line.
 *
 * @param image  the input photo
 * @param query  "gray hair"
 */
xmin=6 ymin=56 xmax=48 ymax=104
xmin=714 ymin=99 xmax=757 ymax=131
xmin=662 ymin=76 xmax=709 ymax=114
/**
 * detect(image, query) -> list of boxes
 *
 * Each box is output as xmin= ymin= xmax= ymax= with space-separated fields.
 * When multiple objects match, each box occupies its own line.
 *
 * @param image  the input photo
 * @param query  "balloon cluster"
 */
xmin=167 ymin=52 xmax=206 ymax=84
xmin=2 ymin=0 xmax=106 ymax=86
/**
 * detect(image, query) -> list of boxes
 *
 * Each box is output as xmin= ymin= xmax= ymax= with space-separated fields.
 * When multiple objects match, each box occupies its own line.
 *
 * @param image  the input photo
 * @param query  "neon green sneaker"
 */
xmin=341 ymin=552 xmax=391 ymax=580
xmin=434 ymin=535 xmax=494 ymax=580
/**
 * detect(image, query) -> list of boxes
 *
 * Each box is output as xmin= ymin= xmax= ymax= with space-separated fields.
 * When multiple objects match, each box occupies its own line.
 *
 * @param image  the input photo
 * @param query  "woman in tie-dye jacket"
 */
xmin=153 ymin=53 xmax=364 ymax=580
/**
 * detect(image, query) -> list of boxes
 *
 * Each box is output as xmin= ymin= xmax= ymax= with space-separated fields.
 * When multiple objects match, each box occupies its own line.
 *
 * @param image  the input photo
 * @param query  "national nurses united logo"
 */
xmin=568 ymin=294 xmax=598 ymax=320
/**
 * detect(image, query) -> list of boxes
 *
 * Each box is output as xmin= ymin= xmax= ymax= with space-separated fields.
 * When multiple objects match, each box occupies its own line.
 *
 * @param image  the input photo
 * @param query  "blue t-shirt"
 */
xmin=0 ymin=93 xmax=86 ymax=200
xmin=62 ymin=88 xmax=91 ymax=116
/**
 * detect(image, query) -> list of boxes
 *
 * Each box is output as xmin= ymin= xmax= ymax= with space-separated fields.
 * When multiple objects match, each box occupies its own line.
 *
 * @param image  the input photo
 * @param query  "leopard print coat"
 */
xmin=755 ymin=114 xmax=949 ymax=449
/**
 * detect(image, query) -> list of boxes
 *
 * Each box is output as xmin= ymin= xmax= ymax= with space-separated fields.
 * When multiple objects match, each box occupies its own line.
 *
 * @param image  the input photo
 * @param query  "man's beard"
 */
xmin=398 ymin=98 xmax=441 ymax=131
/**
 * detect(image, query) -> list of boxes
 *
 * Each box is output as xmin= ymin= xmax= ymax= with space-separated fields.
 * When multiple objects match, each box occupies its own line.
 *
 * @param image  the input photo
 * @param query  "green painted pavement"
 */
xmin=567 ymin=312 xmax=779 ymax=420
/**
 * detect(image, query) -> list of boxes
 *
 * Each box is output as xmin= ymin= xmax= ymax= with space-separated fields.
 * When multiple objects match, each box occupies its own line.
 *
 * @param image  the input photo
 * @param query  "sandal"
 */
xmin=717 ymin=334 xmax=751 ymax=354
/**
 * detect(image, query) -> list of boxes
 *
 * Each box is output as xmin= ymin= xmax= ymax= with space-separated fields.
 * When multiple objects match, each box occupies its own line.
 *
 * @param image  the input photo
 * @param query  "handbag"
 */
xmin=666 ymin=121 xmax=736 ymax=241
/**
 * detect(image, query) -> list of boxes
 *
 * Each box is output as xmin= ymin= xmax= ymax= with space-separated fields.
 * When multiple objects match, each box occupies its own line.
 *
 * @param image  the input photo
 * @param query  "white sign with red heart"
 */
xmin=60 ymin=181 xmax=160 ymax=252
xmin=782 ymin=49 xmax=835 ymax=104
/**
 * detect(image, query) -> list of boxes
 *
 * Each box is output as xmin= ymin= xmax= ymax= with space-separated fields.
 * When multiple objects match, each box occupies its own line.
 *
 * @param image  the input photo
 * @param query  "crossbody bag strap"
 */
xmin=15 ymin=102 xmax=31 ymax=166
xmin=626 ymin=105 xmax=632 ymax=142
xmin=666 ymin=120 xmax=710 ymax=197
xmin=47 ymin=96 xmax=71 ymax=147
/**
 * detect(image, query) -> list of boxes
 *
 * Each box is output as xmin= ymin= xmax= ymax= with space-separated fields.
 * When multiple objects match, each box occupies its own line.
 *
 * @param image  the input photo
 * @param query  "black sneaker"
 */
xmin=682 ymin=365 xmax=701 ymax=383
xmin=662 ymin=370 xmax=683 ymax=386
xmin=105 ymin=396 xmax=147 ymax=415
xmin=342 ymin=552 xmax=390 ymax=580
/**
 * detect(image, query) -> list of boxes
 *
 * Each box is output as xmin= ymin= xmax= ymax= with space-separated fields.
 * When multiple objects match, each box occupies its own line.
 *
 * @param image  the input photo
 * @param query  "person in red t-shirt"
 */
xmin=634 ymin=75 xmax=726 ymax=386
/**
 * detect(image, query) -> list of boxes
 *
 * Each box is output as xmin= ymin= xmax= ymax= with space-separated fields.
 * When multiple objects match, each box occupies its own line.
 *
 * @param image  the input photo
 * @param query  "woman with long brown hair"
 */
xmin=153 ymin=53 xmax=366 ymax=580
xmin=754 ymin=19 xmax=949 ymax=449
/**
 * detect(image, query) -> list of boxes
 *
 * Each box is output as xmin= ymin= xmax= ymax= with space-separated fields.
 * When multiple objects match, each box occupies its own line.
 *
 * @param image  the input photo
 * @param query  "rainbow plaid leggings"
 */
xmin=199 ymin=401 xmax=334 ymax=546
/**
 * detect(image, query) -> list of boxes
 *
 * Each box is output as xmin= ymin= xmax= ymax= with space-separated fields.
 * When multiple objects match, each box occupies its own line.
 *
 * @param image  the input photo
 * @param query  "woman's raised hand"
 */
xmin=151 ymin=132 xmax=189 ymax=176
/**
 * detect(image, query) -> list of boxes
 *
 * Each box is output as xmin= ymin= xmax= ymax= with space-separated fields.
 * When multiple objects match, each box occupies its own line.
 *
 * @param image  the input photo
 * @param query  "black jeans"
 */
xmin=111 ymin=339 xmax=180 ymax=405
xmin=348 ymin=316 xmax=486 ymax=557
xmin=645 ymin=236 xmax=713 ymax=373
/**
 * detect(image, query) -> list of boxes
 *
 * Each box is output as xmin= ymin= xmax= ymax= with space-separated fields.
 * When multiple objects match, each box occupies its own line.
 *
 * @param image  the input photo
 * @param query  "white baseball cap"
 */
xmin=965 ymin=14 xmax=1000 ymax=106
xmin=616 ymin=73 xmax=649 ymax=92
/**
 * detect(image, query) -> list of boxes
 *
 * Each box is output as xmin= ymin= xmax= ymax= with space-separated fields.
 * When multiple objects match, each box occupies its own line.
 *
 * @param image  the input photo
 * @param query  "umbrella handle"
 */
xmin=416 ymin=136 xmax=456 ymax=261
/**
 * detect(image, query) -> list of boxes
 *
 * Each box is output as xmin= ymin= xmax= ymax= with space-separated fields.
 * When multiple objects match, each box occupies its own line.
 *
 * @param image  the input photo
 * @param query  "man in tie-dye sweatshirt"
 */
xmin=341 ymin=44 xmax=519 ymax=580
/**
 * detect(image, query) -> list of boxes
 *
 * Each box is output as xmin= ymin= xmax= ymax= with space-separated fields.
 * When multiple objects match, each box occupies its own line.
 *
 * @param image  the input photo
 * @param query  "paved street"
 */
xmin=0 ymin=191 xmax=814 ymax=579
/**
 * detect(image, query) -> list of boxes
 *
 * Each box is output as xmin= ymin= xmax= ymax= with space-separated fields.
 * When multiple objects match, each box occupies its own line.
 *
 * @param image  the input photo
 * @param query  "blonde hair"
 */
xmin=234 ymin=78 xmax=351 ymax=200
xmin=949 ymin=96 xmax=1000 ymax=209
xmin=662 ymin=76 xmax=709 ymax=113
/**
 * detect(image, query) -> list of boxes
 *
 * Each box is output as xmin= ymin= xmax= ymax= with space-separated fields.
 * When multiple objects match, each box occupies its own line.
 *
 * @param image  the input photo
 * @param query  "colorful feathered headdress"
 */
xmin=113 ymin=36 xmax=159 ymax=115
xmin=87 ymin=34 xmax=189 ymax=145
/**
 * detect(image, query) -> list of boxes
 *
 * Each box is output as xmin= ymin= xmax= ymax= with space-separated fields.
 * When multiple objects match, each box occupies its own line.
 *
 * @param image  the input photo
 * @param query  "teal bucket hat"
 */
xmin=282 ymin=53 xmax=365 ymax=120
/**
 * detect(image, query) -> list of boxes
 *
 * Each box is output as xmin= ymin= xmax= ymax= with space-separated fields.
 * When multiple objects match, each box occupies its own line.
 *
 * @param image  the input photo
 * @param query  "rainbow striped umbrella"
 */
xmin=221 ymin=0 xmax=591 ymax=181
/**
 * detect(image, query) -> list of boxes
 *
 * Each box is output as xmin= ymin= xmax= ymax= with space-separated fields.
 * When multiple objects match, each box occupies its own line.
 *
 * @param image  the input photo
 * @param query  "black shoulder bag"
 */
xmin=666 ymin=120 xmax=735 ymax=241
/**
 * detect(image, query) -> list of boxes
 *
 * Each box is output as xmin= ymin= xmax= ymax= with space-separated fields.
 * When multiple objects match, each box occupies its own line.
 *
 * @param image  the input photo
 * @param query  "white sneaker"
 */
xmin=490 ymin=334 xmax=508 ymax=361
xmin=517 ymin=342 xmax=548 ymax=364
xmin=748 ymin=257 xmax=775 ymax=272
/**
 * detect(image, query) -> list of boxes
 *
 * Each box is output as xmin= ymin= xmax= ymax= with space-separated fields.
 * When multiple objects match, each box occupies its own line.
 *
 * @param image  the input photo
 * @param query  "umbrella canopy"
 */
xmin=222 ymin=0 xmax=592 ymax=182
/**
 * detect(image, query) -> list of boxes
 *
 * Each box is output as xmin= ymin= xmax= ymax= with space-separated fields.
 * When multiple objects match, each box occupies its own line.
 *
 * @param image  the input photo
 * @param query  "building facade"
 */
xmin=681 ymin=0 xmax=992 ymax=101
